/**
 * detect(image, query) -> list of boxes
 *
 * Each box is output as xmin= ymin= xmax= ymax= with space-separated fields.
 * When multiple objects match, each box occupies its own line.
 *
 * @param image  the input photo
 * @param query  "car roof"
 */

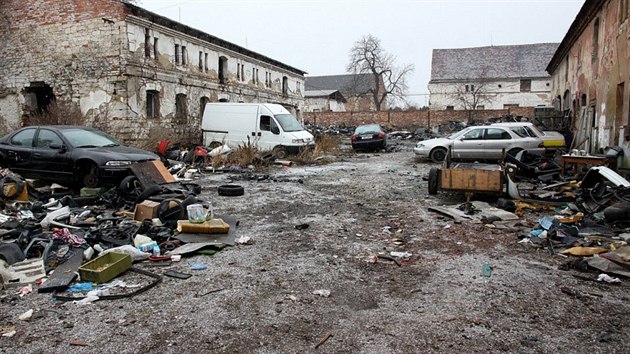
xmin=490 ymin=122 xmax=533 ymax=126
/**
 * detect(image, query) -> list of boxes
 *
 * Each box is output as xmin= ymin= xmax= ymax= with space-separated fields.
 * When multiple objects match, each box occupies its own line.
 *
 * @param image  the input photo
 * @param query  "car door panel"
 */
xmin=32 ymin=129 xmax=74 ymax=182
xmin=452 ymin=128 xmax=484 ymax=160
xmin=484 ymin=128 xmax=514 ymax=159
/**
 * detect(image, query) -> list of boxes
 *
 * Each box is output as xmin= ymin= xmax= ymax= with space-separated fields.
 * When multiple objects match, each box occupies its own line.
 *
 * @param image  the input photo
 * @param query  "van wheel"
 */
xmin=273 ymin=146 xmax=288 ymax=159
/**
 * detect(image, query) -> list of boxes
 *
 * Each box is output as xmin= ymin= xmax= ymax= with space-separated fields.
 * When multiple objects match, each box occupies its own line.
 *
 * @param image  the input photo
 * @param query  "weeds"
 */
xmin=25 ymin=100 xmax=84 ymax=126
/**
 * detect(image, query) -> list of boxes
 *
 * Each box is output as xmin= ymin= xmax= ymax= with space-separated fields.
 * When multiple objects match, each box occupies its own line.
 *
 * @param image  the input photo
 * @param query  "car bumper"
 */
xmin=352 ymin=139 xmax=386 ymax=150
xmin=414 ymin=146 xmax=430 ymax=157
xmin=285 ymin=143 xmax=316 ymax=155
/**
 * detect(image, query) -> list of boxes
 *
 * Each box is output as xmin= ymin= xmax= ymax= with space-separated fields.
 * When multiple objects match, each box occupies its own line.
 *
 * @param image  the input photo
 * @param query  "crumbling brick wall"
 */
xmin=304 ymin=107 xmax=535 ymax=129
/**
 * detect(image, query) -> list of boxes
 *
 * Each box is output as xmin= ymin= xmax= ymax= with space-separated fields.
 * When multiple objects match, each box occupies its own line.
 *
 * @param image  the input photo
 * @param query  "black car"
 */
xmin=350 ymin=124 xmax=387 ymax=151
xmin=0 ymin=126 xmax=159 ymax=188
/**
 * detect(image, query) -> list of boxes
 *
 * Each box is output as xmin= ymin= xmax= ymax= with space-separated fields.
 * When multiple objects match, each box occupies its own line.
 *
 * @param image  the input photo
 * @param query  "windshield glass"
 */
xmin=274 ymin=114 xmax=304 ymax=132
xmin=447 ymin=128 xmax=471 ymax=140
xmin=354 ymin=124 xmax=381 ymax=134
xmin=60 ymin=128 xmax=121 ymax=148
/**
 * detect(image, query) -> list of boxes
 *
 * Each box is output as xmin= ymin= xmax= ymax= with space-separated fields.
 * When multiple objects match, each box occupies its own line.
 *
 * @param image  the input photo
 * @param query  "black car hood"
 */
xmin=78 ymin=145 xmax=158 ymax=162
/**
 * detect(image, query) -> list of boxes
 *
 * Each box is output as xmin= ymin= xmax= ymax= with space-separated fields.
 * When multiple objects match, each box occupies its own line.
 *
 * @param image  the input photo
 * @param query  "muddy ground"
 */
xmin=2 ymin=140 xmax=630 ymax=353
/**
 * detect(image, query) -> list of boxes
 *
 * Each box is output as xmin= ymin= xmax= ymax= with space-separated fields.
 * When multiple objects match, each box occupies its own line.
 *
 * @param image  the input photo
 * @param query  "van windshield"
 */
xmin=274 ymin=114 xmax=304 ymax=132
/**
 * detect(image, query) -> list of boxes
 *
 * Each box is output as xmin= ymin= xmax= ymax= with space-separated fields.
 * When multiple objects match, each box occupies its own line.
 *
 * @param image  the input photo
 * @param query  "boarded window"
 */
xmin=520 ymin=79 xmax=531 ymax=92
xmin=147 ymin=90 xmax=160 ymax=119
xmin=175 ymin=94 xmax=187 ymax=123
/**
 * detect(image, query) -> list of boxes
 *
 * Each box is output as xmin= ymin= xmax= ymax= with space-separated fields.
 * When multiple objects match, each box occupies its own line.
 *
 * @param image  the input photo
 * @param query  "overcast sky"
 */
xmin=139 ymin=0 xmax=585 ymax=107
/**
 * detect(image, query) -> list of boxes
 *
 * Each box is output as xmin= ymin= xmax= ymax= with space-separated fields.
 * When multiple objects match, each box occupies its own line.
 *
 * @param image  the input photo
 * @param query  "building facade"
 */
xmin=303 ymin=90 xmax=346 ymax=112
xmin=547 ymin=0 xmax=629 ymax=153
xmin=429 ymin=43 xmax=558 ymax=111
xmin=0 ymin=0 xmax=306 ymax=144
xmin=305 ymin=74 xmax=384 ymax=112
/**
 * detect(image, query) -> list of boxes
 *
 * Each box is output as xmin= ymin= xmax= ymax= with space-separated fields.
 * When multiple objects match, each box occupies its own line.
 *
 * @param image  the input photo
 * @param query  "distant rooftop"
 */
xmin=430 ymin=43 xmax=559 ymax=82
xmin=305 ymin=74 xmax=374 ymax=95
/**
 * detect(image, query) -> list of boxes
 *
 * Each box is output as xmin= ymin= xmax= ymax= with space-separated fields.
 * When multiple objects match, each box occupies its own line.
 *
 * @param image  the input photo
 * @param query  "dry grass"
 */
xmin=140 ymin=123 xmax=202 ymax=153
xmin=25 ymin=100 xmax=84 ymax=126
xmin=312 ymin=134 xmax=341 ymax=158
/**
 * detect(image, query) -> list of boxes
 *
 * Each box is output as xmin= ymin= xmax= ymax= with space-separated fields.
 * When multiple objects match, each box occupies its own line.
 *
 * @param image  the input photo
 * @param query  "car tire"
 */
xmin=218 ymin=184 xmax=244 ymax=197
xmin=428 ymin=167 xmax=440 ymax=195
xmin=0 ymin=176 xmax=24 ymax=199
xmin=430 ymin=148 xmax=447 ymax=163
xmin=135 ymin=184 xmax=162 ymax=204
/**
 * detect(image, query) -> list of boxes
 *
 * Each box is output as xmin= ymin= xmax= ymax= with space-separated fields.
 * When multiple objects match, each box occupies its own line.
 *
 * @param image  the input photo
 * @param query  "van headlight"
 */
xmin=106 ymin=160 xmax=132 ymax=166
xmin=292 ymin=139 xmax=305 ymax=144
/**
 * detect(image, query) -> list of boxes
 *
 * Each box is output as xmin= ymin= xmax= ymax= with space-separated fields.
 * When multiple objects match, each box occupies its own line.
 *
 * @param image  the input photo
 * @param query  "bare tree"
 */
xmin=451 ymin=67 xmax=495 ymax=111
xmin=347 ymin=34 xmax=414 ymax=111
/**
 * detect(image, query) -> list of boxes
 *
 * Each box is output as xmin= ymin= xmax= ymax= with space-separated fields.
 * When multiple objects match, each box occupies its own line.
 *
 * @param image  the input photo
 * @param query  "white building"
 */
xmin=428 ymin=43 xmax=558 ymax=111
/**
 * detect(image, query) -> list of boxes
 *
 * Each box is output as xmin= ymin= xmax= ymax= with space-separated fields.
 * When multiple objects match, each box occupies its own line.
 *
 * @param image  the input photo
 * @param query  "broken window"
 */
xmin=241 ymin=64 xmax=245 ymax=82
xmin=565 ymin=56 xmax=569 ymax=82
xmin=620 ymin=0 xmax=628 ymax=24
xmin=199 ymin=51 xmax=203 ymax=70
xmin=24 ymin=82 xmax=55 ymax=113
xmin=204 ymin=53 xmax=208 ymax=72
xmin=237 ymin=63 xmax=241 ymax=81
xmin=465 ymin=85 xmax=469 ymax=92
xmin=146 ymin=90 xmax=160 ymax=119
xmin=446 ymin=106 xmax=454 ymax=111
xmin=581 ymin=94 xmax=587 ymax=106
xmin=282 ymin=76 xmax=288 ymax=95
xmin=476 ymin=105 xmax=484 ymax=110
xmin=504 ymin=104 xmax=520 ymax=108
xmin=200 ymin=96 xmax=210 ymax=117
xmin=218 ymin=56 xmax=228 ymax=84
xmin=174 ymin=44 xmax=180 ymax=65
xmin=154 ymin=38 xmax=159 ymax=59
xmin=181 ymin=46 xmax=187 ymax=65
xmin=175 ymin=94 xmax=188 ymax=124
xmin=520 ymin=79 xmax=531 ymax=92
xmin=265 ymin=72 xmax=269 ymax=87
xmin=144 ymin=28 xmax=151 ymax=58
xmin=252 ymin=68 xmax=256 ymax=84
xmin=260 ymin=115 xmax=271 ymax=131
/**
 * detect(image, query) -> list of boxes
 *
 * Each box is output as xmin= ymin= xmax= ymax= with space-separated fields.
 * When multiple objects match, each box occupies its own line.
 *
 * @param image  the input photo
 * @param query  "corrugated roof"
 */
xmin=305 ymin=74 xmax=374 ymax=95
xmin=430 ymin=43 xmax=559 ymax=82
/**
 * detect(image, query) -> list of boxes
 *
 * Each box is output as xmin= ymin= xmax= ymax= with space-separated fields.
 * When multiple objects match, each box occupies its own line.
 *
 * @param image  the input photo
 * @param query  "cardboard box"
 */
xmin=134 ymin=200 xmax=160 ymax=221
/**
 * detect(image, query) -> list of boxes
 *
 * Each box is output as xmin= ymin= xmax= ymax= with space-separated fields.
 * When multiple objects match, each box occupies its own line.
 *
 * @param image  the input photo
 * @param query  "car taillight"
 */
xmin=377 ymin=132 xmax=385 ymax=139
xmin=351 ymin=135 xmax=358 ymax=142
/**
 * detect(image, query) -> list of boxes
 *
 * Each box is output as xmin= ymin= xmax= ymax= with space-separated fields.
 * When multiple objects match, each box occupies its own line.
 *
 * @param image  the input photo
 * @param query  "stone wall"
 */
xmin=304 ymin=107 xmax=535 ymax=129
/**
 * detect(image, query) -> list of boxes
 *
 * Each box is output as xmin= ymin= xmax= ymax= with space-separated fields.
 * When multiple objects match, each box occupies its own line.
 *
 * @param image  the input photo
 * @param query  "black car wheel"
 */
xmin=430 ymin=148 xmax=447 ymax=163
xmin=428 ymin=167 xmax=440 ymax=195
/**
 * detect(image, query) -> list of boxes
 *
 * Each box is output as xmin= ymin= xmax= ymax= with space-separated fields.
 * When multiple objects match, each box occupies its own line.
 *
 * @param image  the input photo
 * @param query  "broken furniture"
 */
xmin=560 ymin=154 xmax=612 ymax=176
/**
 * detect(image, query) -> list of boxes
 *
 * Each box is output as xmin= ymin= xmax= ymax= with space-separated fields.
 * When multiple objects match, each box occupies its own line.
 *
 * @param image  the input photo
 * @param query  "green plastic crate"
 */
xmin=78 ymin=252 xmax=132 ymax=284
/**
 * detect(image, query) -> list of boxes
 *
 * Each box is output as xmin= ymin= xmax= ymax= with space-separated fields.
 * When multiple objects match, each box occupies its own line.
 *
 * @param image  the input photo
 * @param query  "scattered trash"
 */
xmin=312 ymin=289 xmax=331 ymax=297
xmin=295 ymin=223 xmax=310 ymax=230
xmin=236 ymin=236 xmax=251 ymax=245
xmin=18 ymin=309 xmax=33 ymax=321
xmin=390 ymin=251 xmax=412 ymax=259
xmin=314 ymin=332 xmax=333 ymax=349
xmin=189 ymin=262 xmax=208 ymax=271
xmin=481 ymin=264 xmax=493 ymax=277
xmin=164 ymin=270 xmax=192 ymax=279
xmin=597 ymin=273 xmax=621 ymax=284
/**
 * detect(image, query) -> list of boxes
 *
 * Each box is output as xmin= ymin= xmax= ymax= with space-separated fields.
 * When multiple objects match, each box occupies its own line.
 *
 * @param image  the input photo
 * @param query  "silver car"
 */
xmin=414 ymin=125 xmax=545 ymax=162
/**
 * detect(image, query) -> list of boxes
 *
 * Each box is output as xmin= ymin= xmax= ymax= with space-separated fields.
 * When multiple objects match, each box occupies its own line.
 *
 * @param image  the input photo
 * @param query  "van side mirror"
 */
xmin=271 ymin=126 xmax=280 ymax=135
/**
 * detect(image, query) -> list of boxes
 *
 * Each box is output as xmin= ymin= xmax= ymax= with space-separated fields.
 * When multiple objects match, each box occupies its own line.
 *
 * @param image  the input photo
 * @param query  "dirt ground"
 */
xmin=2 ymin=140 xmax=630 ymax=353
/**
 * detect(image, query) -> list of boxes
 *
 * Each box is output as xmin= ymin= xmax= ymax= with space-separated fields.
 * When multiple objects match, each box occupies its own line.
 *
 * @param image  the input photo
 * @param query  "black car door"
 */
xmin=31 ymin=128 xmax=74 ymax=183
xmin=1 ymin=128 xmax=36 ymax=176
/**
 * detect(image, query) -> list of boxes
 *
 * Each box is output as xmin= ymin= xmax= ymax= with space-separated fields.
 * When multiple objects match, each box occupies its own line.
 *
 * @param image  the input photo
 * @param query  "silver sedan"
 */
xmin=414 ymin=125 xmax=545 ymax=162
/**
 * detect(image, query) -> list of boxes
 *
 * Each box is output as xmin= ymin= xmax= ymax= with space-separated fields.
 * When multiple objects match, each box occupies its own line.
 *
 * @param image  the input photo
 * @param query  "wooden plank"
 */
xmin=440 ymin=168 xmax=502 ymax=192
xmin=38 ymin=249 xmax=84 ymax=293
xmin=129 ymin=160 xmax=176 ymax=188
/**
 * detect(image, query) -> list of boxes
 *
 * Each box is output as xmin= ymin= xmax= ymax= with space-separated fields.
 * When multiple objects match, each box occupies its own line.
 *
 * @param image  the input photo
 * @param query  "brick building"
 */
xmin=0 ymin=0 xmax=306 ymax=143
xmin=304 ymin=74 xmax=385 ymax=112
xmin=429 ymin=43 xmax=558 ymax=110
xmin=547 ymin=0 xmax=629 ymax=153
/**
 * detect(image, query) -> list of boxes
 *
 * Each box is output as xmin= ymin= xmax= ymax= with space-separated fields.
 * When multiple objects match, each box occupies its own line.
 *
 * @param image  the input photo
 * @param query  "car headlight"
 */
xmin=292 ymin=139 xmax=305 ymax=144
xmin=105 ymin=160 xmax=132 ymax=166
xmin=416 ymin=143 xmax=425 ymax=148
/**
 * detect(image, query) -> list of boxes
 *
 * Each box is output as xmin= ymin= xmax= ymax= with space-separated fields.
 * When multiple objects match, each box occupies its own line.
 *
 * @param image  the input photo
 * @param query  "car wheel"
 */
xmin=218 ymin=184 xmax=244 ymax=197
xmin=80 ymin=163 xmax=100 ymax=188
xmin=430 ymin=148 xmax=447 ymax=163
xmin=135 ymin=184 xmax=162 ymax=204
xmin=428 ymin=167 xmax=440 ymax=195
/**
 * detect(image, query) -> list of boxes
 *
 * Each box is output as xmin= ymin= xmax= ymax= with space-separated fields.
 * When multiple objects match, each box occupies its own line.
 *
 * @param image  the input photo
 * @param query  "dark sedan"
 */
xmin=0 ymin=126 xmax=159 ymax=188
xmin=350 ymin=124 xmax=387 ymax=151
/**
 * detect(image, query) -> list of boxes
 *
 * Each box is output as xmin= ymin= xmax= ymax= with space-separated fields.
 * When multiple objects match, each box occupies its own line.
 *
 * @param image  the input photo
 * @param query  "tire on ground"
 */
xmin=218 ymin=184 xmax=245 ymax=197
xmin=428 ymin=167 xmax=440 ymax=195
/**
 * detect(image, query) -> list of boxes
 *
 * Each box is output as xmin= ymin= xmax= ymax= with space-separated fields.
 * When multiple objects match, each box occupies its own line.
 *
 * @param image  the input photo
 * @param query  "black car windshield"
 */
xmin=60 ymin=128 xmax=121 ymax=148
xmin=354 ymin=124 xmax=381 ymax=134
xmin=274 ymin=114 xmax=304 ymax=132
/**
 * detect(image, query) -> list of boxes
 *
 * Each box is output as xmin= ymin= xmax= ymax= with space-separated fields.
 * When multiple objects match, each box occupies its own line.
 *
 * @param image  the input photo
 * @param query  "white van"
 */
xmin=201 ymin=103 xmax=315 ymax=158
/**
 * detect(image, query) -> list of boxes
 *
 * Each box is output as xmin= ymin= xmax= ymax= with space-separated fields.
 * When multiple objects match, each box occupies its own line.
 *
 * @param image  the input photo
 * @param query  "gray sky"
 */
xmin=139 ymin=0 xmax=584 ymax=107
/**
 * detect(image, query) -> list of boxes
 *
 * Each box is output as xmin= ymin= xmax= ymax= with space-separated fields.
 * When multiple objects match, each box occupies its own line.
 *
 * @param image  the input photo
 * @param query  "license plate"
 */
xmin=361 ymin=134 xmax=373 ymax=139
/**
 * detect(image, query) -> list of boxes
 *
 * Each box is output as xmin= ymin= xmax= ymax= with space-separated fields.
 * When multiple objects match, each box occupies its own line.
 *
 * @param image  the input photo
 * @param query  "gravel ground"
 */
xmin=2 ymin=140 xmax=630 ymax=353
